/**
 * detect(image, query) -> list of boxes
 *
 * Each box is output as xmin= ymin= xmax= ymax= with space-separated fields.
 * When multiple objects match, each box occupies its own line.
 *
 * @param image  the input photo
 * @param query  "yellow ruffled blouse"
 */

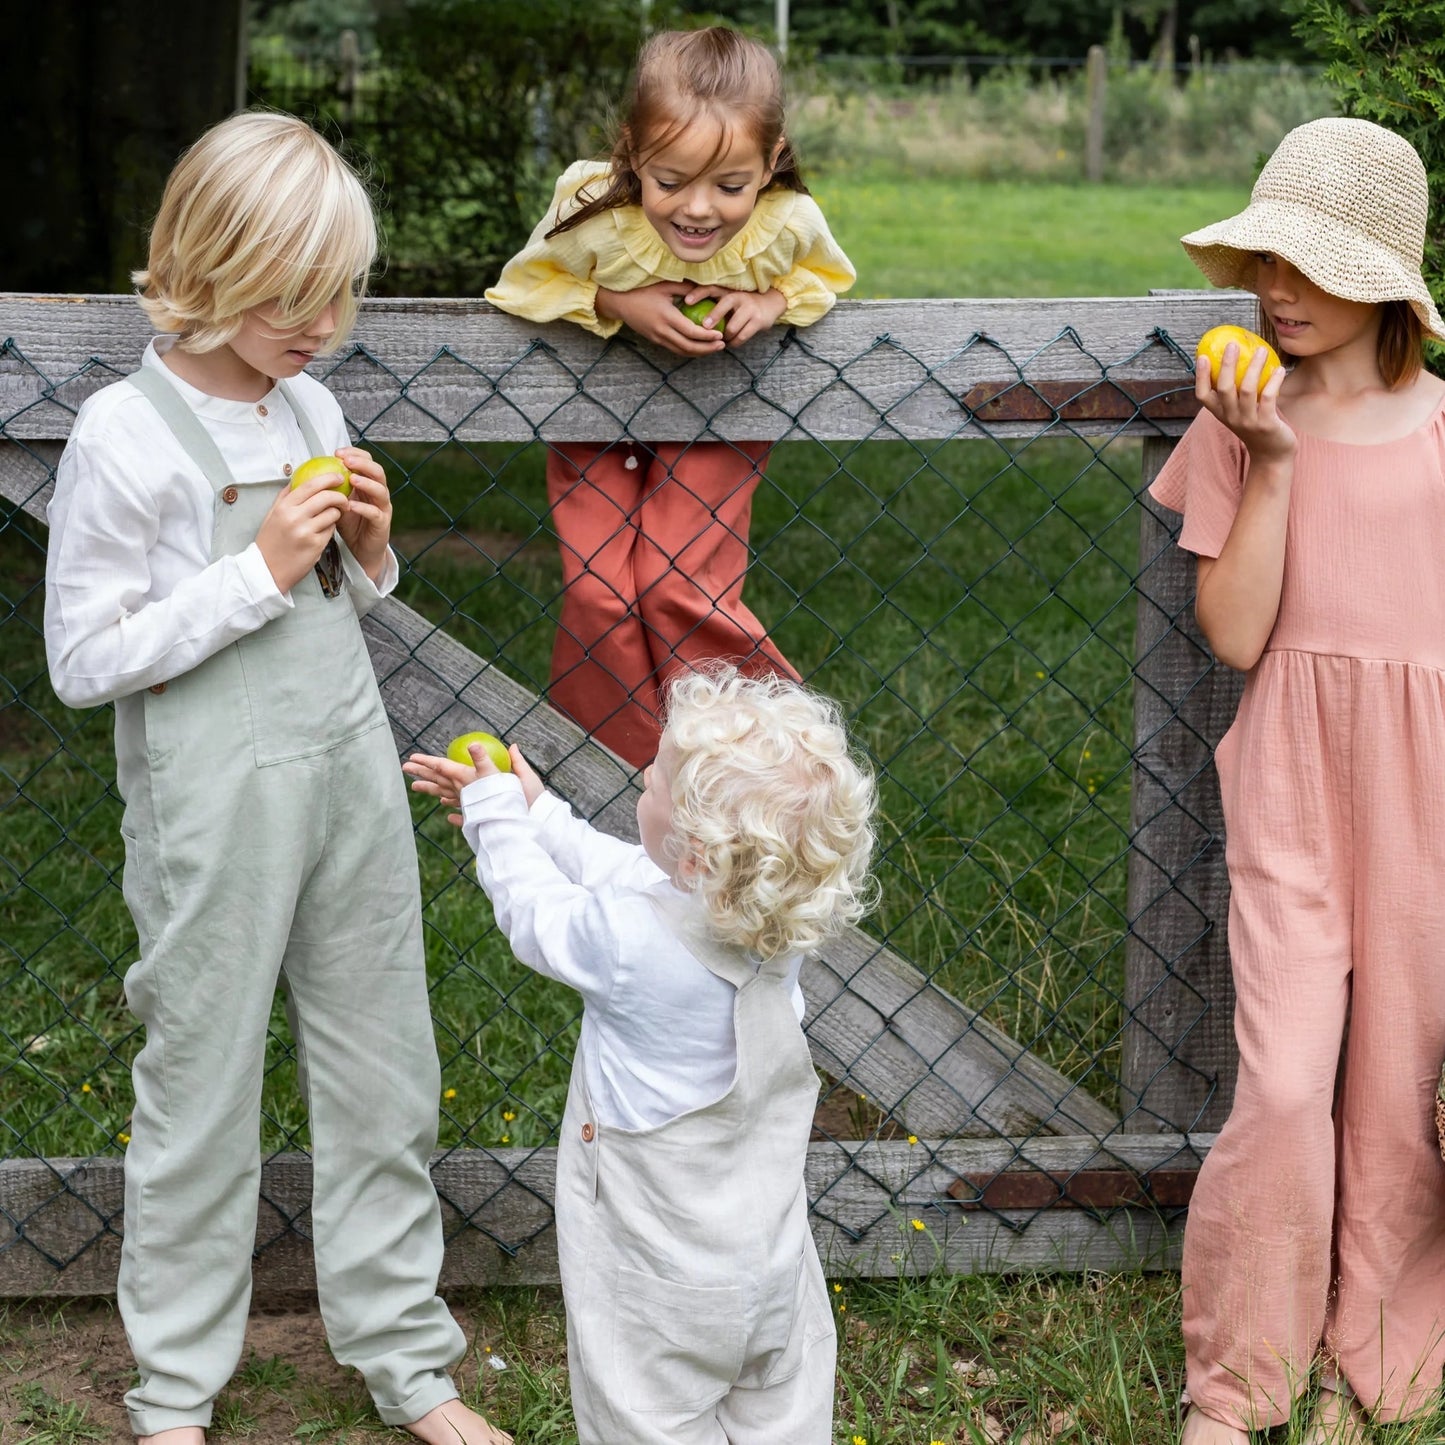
xmin=485 ymin=160 xmax=856 ymax=338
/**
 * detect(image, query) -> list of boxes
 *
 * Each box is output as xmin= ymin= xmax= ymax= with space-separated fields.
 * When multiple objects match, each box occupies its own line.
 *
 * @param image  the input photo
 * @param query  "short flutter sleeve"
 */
xmin=1147 ymin=409 xmax=1249 ymax=559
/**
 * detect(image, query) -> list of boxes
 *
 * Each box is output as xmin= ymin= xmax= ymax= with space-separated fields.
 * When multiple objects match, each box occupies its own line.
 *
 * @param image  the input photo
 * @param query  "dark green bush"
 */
xmin=1293 ymin=0 xmax=1445 ymax=363
xmin=253 ymin=0 xmax=681 ymax=296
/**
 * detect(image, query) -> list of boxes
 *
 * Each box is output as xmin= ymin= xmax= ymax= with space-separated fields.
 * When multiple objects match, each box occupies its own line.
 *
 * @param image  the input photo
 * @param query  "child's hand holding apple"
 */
xmin=404 ymin=732 xmax=546 ymax=825
xmin=330 ymin=446 xmax=393 ymax=583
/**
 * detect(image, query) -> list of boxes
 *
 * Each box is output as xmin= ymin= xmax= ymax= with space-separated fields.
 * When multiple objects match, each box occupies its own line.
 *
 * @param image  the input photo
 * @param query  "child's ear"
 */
xmin=675 ymin=844 xmax=703 ymax=886
xmin=765 ymin=137 xmax=786 ymax=182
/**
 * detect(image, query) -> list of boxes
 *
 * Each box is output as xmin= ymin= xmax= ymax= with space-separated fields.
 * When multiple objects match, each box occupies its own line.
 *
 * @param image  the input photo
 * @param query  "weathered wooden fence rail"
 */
xmin=0 ymin=290 xmax=1250 ymax=1292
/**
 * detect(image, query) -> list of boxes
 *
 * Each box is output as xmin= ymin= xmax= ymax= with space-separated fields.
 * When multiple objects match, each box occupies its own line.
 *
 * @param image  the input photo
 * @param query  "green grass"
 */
xmin=4 ymin=424 xmax=1144 ymax=1155
xmin=8 ymin=1275 xmax=1445 ymax=1443
xmin=819 ymin=176 xmax=1249 ymax=299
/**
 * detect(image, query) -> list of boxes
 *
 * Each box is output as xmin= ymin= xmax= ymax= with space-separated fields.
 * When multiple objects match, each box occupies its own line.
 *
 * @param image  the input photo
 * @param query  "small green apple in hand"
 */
xmin=446 ymin=731 xmax=511 ymax=772
xmin=290 ymin=454 xmax=353 ymax=498
xmin=404 ymin=734 xmax=546 ymax=825
xmin=674 ymin=296 xmax=727 ymax=334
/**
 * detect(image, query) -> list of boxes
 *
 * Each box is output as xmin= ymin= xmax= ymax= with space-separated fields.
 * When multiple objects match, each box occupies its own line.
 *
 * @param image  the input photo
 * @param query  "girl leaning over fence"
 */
xmin=42 ymin=112 xmax=508 ymax=1445
xmin=404 ymin=666 xmax=877 ymax=1443
xmin=485 ymin=25 xmax=854 ymax=769
xmin=1149 ymin=118 xmax=1445 ymax=1445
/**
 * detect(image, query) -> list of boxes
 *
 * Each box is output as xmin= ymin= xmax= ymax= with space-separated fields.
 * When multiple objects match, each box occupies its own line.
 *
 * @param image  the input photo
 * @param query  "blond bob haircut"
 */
xmin=663 ymin=668 xmax=879 ymax=963
xmin=134 ymin=110 xmax=377 ymax=354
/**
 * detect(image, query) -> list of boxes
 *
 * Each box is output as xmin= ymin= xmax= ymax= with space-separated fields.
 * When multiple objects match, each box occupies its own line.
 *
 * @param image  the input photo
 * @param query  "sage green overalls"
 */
xmin=114 ymin=366 xmax=463 ymax=1436
xmin=554 ymin=889 xmax=837 ymax=1444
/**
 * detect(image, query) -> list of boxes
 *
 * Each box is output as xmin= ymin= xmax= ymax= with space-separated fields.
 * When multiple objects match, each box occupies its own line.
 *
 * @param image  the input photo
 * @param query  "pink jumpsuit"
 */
xmin=1151 ymin=400 xmax=1445 ymax=1429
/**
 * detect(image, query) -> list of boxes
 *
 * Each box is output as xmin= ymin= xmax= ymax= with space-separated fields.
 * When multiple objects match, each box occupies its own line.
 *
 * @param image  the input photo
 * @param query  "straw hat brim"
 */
xmin=1182 ymin=198 xmax=1445 ymax=343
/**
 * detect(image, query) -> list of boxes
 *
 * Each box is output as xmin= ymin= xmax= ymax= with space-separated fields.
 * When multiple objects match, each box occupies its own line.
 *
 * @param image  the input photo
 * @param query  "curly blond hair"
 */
xmin=134 ymin=110 xmax=377 ymax=354
xmin=663 ymin=668 xmax=878 ymax=962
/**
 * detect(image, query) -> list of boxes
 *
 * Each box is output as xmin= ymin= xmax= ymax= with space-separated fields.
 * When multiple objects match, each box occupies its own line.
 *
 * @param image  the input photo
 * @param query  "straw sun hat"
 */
xmin=1181 ymin=116 xmax=1445 ymax=343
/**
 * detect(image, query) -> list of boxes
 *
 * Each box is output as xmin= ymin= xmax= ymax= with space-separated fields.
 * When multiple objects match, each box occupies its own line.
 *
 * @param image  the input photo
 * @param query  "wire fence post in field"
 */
xmin=1085 ymin=44 xmax=1107 ymax=183
xmin=0 ymin=288 xmax=1252 ymax=1295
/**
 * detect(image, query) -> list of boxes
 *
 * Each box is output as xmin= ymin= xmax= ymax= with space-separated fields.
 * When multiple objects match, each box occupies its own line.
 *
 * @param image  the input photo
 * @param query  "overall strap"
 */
xmin=276 ymin=379 xmax=329 ymax=459
xmin=126 ymin=365 xmax=237 ymax=492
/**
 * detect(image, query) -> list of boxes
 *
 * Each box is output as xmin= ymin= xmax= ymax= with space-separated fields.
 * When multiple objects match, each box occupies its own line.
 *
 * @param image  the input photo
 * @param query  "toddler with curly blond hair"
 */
xmin=404 ymin=667 xmax=877 ymax=1444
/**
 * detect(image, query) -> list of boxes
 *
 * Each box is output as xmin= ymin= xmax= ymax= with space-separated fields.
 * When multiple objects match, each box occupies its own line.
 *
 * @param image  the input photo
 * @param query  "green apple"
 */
xmin=290 ymin=454 xmax=353 ymax=498
xmin=446 ymin=731 xmax=512 ymax=772
xmin=675 ymin=297 xmax=726 ymax=334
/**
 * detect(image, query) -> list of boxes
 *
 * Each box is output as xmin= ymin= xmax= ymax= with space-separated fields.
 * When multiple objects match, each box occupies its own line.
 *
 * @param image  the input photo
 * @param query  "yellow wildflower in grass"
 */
xmin=1035 ymin=670 xmax=1045 ymax=679
xmin=501 ymin=1135 xmax=511 ymax=1145
xmin=443 ymin=1087 xmax=457 ymax=1100
xmin=833 ymin=1282 xmax=842 ymax=1293
xmin=502 ymin=1109 xmax=516 ymax=1122
xmin=81 ymin=1083 xmax=91 ymax=1094
xmin=911 ymin=1218 xmax=926 ymax=1231
xmin=117 ymin=1132 xmax=131 ymax=1145
xmin=852 ymin=1435 xmax=867 ymax=1444
xmin=907 ymin=1134 xmax=918 ymax=1145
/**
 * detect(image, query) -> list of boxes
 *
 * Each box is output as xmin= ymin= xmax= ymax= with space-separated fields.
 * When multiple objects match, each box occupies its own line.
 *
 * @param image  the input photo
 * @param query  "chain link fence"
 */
xmin=1 ymin=291 xmax=1248 ymax=1292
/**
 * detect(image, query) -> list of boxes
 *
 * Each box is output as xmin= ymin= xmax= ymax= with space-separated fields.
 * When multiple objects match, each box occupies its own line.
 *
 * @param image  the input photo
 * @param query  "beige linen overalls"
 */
xmin=553 ymin=889 xmax=837 ymax=1444
xmin=114 ymin=366 xmax=463 ymax=1436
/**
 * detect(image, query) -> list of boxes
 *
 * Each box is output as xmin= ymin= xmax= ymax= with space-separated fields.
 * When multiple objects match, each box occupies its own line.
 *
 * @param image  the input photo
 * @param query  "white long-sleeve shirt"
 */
xmin=44 ymin=337 xmax=397 ymax=709
xmin=460 ymin=774 xmax=807 ymax=1131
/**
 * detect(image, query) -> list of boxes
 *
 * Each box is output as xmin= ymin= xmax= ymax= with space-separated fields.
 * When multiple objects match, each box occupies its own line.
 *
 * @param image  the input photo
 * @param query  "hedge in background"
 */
xmin=1294 ymin=0 xmax=1445 ymax=366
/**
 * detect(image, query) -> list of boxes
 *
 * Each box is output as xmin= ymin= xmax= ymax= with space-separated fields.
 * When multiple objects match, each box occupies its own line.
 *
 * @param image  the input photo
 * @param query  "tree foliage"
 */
xmin=1292 ymin=0 xmax=1445 ymax=343
xmin=253 ymin=0 xmax=679 ymax=295
xmin=707 ymin=0 xmax=1310 ymax=64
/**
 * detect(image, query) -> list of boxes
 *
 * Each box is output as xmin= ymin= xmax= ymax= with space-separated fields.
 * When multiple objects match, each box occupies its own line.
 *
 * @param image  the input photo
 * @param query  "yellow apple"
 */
xmin=289 ymin=454 xmax=353 ymax=499
xmin=446 ymin=731 xmax=511 ymax=772
xmin=675 ymin=297 xmax=726 ymax=334
xmin=1195 ymin=325 xmax=1281 ymax=394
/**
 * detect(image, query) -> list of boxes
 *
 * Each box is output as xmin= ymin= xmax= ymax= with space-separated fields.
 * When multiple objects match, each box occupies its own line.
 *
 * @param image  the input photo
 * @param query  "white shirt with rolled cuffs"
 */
xmin=44 ymin=336 xmax=397 ymax=710
xmin=460 ymin=773 xmax=807 ymax=1131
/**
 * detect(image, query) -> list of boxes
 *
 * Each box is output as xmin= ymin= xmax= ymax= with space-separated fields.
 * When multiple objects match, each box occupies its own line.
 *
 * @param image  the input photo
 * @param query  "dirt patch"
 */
xmin=0 ymin=1294 xmax=527 ymax=1442
xmin=812 ymin=1087 xmax=908 ymax=1142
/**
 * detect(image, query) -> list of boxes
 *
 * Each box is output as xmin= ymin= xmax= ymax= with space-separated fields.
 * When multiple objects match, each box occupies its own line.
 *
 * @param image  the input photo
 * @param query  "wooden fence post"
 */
xmin=1085 ymin=44 xmax=1107 ymax=183
xmin=1123 ymin=436 xmax=1242 ymax=1132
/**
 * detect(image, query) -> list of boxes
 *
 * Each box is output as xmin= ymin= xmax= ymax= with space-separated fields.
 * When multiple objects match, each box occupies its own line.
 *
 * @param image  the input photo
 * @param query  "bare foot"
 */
xmin=136 ymin=1431 xmax=206 ymax=1445
xmin=1302 ymin=1389 xmax=1371 ymax=1445
xmin=404 ymin=1398 xmax=512 ymax=1445
xmin=1180 ymin=1404 xmax=1251 ymax=1445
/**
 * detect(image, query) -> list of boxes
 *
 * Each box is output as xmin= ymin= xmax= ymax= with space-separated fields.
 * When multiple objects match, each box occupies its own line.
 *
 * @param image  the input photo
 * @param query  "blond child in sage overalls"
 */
xmin=405 ymin=668 xmax=878 ymax=1443
xmin=44 ymin=112 xmax=508 ymax=1445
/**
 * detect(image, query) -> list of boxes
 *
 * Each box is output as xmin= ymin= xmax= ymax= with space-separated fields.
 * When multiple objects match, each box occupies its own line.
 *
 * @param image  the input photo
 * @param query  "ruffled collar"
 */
xmin=613 ymin=186 xmax=799 ymax=280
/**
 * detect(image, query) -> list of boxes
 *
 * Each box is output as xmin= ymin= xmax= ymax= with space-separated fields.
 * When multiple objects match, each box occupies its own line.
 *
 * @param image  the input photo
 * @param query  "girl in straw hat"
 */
xmin=1150 ymin=117 xmax=1445 ymax=1445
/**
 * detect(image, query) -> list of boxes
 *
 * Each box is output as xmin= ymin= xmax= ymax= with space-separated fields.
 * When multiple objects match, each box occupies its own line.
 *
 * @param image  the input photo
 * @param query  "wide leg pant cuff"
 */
xmin=1185 ymin=1385 xmax=1293 ymax=1433
xmin=126 ymin=1400 xmax=215 ymax=1436
xmin=375 ymin=1372 xmax=459 ymax=1428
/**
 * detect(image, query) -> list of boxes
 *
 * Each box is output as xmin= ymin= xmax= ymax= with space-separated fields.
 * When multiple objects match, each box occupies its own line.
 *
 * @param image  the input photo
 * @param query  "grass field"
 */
xmin=818 ymin=177 xmax=1249 ymax=299
xmin=0 ymin=173 xmax=1364 ymax=1444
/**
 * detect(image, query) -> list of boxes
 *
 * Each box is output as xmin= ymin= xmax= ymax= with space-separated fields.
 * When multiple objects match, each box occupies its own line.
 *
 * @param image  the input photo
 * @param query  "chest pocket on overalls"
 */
xmin=228 ymin=482 xmax=387 ymax=768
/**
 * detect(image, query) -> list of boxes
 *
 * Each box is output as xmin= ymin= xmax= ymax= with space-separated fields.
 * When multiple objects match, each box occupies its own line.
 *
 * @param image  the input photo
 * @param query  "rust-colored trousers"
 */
xmin=545 ymin=439 xmax=798 ymax=767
